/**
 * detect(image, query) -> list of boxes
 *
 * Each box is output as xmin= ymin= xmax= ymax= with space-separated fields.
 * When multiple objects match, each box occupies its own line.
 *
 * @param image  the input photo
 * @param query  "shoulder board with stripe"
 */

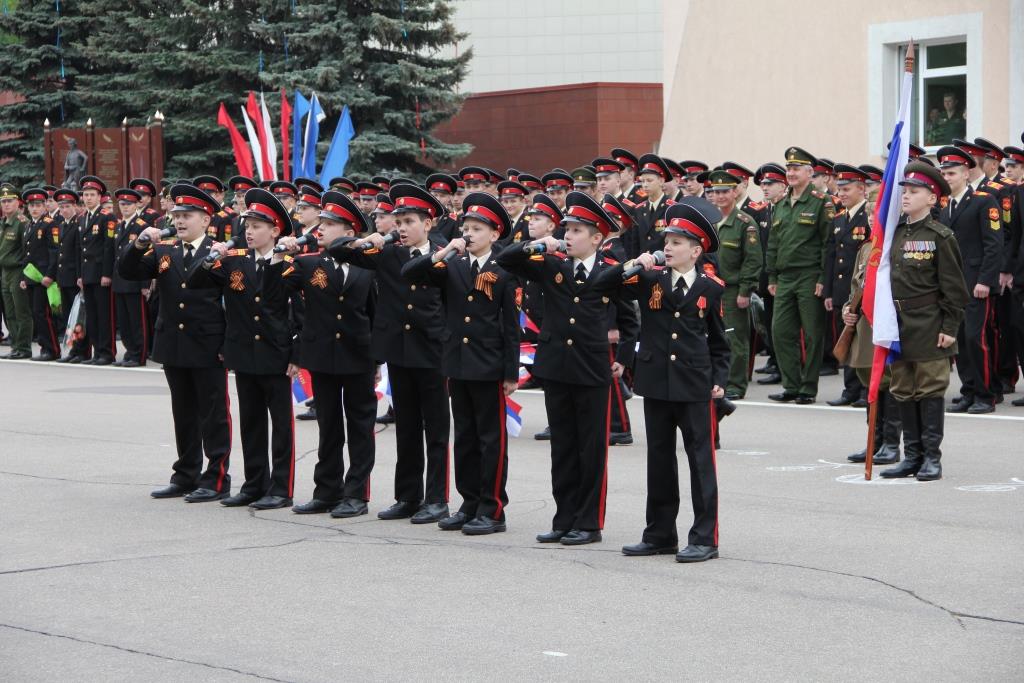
xmin=282 ymin=265 xmax=295 ymax=277
xmin=835 ymin=208 xmax=847 ymax=216
xmin=665 ymin=199 xmax=676 ymax=206
xmin=811 ymin=189 xmax=825 ymax=199
xmin=621 ymin=197 xmax=637 ymax=208
xmin=296 ymin=252 xmax=322 ymax=259
xmin=363 ymin=247 xmax=381 ymax=255
xmin=158 ymin=239 xmax=177 ymax=245
xmin=975 ymin=190 xmax=990 ymax=197
xmin=100 ymin=208 xmax=113 ymax=215
xmin=42 ymin=216 xmax=53 ymax=223
xmin=281 ymin=254 xmax=294 ymax=263
xmin=135 ymin=218 xmax=147 ymax=226
xmin=747 ymin=200 xmax=767 ymax=210
xmin=737 ymin=211 xmax=753 ymax=223
xmin=529 ymin=254 xmax=544 ymax=261
xmin=226 ymin=248 xmax=248 ymax=256
xmin=703 ymin=272 xmax=725 ymax=287
xmin=217 ymin=210 xmax=228 ymax=217
xmin=602 ymin=257 xmax=619 ymax=266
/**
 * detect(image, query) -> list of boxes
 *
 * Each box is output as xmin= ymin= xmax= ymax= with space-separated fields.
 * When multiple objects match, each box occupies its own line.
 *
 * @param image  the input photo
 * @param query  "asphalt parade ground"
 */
xmin=1 ymin=359 xmax=1022 ymax=681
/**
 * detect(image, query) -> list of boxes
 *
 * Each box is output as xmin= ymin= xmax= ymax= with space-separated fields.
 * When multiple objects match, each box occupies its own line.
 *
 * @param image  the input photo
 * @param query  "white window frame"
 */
xmin=867 ymin=13 xmax=983 ymax=158
xmin=902 ymin=41 xmax=968 ymax=151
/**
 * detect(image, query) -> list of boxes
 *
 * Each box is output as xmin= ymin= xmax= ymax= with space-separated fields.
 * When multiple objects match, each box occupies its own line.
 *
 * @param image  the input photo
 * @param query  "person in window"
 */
xmin=930 ymin=93 xmax=966 ymax=145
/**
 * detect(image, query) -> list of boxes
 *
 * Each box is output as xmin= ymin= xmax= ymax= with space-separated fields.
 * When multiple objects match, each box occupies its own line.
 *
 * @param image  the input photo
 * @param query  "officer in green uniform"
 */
xmin=766 ymin=147 xmax=835 ymax=403
xmin=706 ymin=170 xmax=762 ymax=399
xmin=877 ymin=162 xmax=969 ymax=481
xmin=0 ymin=183 xmax=32 ymax=359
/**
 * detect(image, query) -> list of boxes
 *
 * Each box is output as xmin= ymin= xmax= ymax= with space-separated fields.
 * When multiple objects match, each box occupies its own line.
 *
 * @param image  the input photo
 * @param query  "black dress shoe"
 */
xmin=560 ymin=529 xmax=602 ymax=545
xmin=377 ymin=500 xmax=420 ymax=520
xmin=411 ymin=502 xmax=449 ymax=524
xmin=622 ymin=541 xmax=678 ymax=556
xmin=91 ymin=356 xmax=114 ymax=366
xmin=120 ymin=359 xmax=141 ymax=368
xmin=827 ymin=395 xmax=855 ymax=406
xmin=330 ymin=498 xmax=368 ymax=518
xmin=292 ymin=498 xmax=341 ymax=514
xmin=676 ymin=544 xmax=718 ymax=562
xmin=250 ymin=495 xmax=293 ymax=510
xmin=795 ymin=394 xmax=816 ymax=405
xmin=534 ymin=426 xmax=551 ymax=440
xmin=851 ymin=398 xmax=869 ymax=408
xmin=151 ymin=483 xmax=194 ymax=499
xmin=296 ymin=408 xmax=317 ymax=421
xmin=754 ymin=363 xmax=778 ymax=375
xmin=967 ymin=401 xmax=994 ymax=415
xmin=113 ymin=359 xmax=125 ymax=367
xmin=462 ymin=516 xmax=507 ymax=535
xmin=609 ymin=431 xmax=633 ymax=445
xmin=55 ymin=354 xmax=74 ymax=363
xmin=31 ymin=352 xmax=56 ymax=362
xmin=68 ymin=355 xmax=84 ymax=364
xmin=438 ymin=511 xmax=469 ymax=530
xmin=184 ymin=488 xmax=228 ymax=503
xmin=1011 ymin=396 xmax=1024 ymax=407
xmin=221 ymin=493 xmax=260 ymax=507
xmin=819 ymin=366 xmax=838 ymax=376
xmin=947 ymin=399 xmax=972 ymax=413
xmin=536 ymin=529 xmax=569 ymax=543
xmin=724 ymin=391 xmax=744 ymax=400
xmin=375 ymin=408 xmax=395 ymax=424
xmin=756 ymin=373 xmax=782 ymax=385
xmin=847 ymin=449 xmax=867 ymax=463
xmin=6 ymin=350 xmax=31 ymax=360
xmin=768 ymin=391 xmax=798 ymax=402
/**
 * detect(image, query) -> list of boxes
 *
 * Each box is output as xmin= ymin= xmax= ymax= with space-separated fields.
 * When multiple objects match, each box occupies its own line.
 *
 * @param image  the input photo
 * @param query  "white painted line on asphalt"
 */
xmin=542 ymin=651 xmax=568 ymax=657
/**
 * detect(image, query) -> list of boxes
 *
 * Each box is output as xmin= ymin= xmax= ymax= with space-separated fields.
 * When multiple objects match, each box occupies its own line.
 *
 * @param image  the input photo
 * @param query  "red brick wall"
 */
xmin=433 ymin=82 xmax=662 ymax=175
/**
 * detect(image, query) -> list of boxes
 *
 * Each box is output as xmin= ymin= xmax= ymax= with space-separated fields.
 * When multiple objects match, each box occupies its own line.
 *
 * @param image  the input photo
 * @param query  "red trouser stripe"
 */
xmin=608 ymin=346 xmax=630 ymax=432
xmin=709 ymin=400 xmax=719 ymax=547
xmin=597 ymin=389 xmax=612 ymax=529
xmin=139 ymin=296 xmax=148 ymax=364
xmin=799 ymin=329 xmax=806 ymax=364
xmin=216 ymin=371 xmax=232 ymax=492
xmin=43 ymin=300 xmax=59 ymax=355
xmin=493 ymin=382 xmax=507 ymax=520
xmin=287 ymin=405 xmax=296 ymax=498
xmin=108 ymin=287 xmax=116 ymax=356
xmin=980 ymin=297 xmax=991 ymax=391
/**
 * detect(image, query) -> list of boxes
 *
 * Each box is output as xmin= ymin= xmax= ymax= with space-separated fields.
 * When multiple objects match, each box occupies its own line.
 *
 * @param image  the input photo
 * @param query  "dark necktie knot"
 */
xmin=575 ymin=263 xmax=587 ymax=282
xmin=411 ymin=248 xmax=421 ymax=258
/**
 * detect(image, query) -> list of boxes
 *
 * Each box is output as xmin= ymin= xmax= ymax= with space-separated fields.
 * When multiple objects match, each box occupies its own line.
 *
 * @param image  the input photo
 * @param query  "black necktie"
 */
xmin=256 ymin=257 xmax=267 ymax=288
xmin=575 ymin=263 xmax=587 ymax=284
xmin=675 ymin=276 xmax=687 ymax=297
xmin=470 ymin=260 xmax=479 ymax=279
xmin=183 ymin=244 xmax=194 ymax=268
xmin=411 ymin=248 xmax=421 ymax=258
xmin=949 ymin=198 xmax=957 ymax=214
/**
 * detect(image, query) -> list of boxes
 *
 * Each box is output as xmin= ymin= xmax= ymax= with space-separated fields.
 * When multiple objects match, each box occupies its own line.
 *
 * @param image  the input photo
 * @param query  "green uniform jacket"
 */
xmin=0 ymin=215 xmax=27 ymax=268
xmin=766 ymin=186 xmax=834 ymax=285
xmin=890 ymin=215 xmax=969 ymax=362
xmin=716 ymin=206 xmax=763 ymax=293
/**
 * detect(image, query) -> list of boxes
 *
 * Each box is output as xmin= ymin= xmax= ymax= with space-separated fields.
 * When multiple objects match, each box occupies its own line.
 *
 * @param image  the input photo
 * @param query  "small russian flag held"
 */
xmin=519 ymin=310 xmax=539 ymax=334
xmin=519 ymin=342 xmax=536 ymax=365
xmin=292 ymin=369 xmax=314 ymax=404
xmin=505 ymin=398 xmax=523 ymax=438
xmin=518 ymin=365 xmax=532 ymax=387
xmin=375 ymin=363 xmax=393 ymax=406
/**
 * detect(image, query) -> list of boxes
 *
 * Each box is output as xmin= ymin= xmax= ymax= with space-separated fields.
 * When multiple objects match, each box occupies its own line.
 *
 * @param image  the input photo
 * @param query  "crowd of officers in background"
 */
xmin=0 ymin=133 xmax=1020 ymax=562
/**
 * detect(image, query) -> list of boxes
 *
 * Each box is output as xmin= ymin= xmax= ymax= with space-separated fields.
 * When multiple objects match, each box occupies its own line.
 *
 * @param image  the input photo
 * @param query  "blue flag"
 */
xmin=320 ymin=106 xmax=355 ymax=186
xmin=302 ymin=93 xmax=325 ymax=179
xmin=291 ymin=90 xmax=310 ymax=180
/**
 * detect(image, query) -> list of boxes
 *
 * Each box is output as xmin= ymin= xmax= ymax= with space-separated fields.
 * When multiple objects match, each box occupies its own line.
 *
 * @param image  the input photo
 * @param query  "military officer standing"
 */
xmin=19 ymin=189 xmax=61 ymax=361
xmin=766 ymin=147 xmax=835 ymax=404
xmin=496 ymin=180 xmax=530 ymax=245
xmin=752 ymin=163 xmax=789 ymax=385
xmin=627 ymin=154 xmax=673 ymax=259
xmin=110 ymin=188 xmax=150 ymax=366
xmin=77 ymin=176 xmax=118 ymax=365
xmin=824 ymin=164 xmax=871 ymax=406
xmin=878 ymin=163 xmax=969 ymax=481
xmin=705 ymin=170 xmax=762 ymax=400
xmin=53 ymin=189 xmax=86 ymax=362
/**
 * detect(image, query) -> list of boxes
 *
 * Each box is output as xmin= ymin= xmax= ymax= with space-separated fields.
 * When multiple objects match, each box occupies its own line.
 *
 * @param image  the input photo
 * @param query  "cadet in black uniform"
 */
xmin=275 ymin=191 xmax=378 ymax=518
xmin=607 ymin=198 xmax=730 ymax=562
xmin=120 ymin=185 xmax=232 ymax=502
xmin=936 ymin=146 xmax=1002 ymax=413
xmin=610 ymin=148 xmax=647 ymax=205
xmin=403 ymin=192 xmax=520 ymax=535
xmin=520 ymin=194 xmax=563 ymax=398
xmin=541 ymin=171 xmax=573 ymax=212
xmin=628 ymin=154 xmax=673 ymax=259
xmin=53 ymin=189 xmax=85 ymax=362
xmin=331 ymin=184 xmax=451 ymax=524
xmin=426 ymin=174 xmax=461 ymax=242
xmin=128 ymin=178 xmax=162 ymax=226
xmin=824 ymin=164 xmax=871 ymax=406
xmin=111 ymin=188 xmax=150 ymax=366
xmin=195 ymin=176 xmax=235 ymax=242
xmin=190 ymin=189 xmax=296 ymax=510
xmin=77 ymin=176 xmax=117 ymax=365
xmin=19 ymin=189 xmax=61 ymax=361
xmin=498 ymin=191 xmax=638 ymax=546
xmin=496 ymin=180 xmax=530 ymax=246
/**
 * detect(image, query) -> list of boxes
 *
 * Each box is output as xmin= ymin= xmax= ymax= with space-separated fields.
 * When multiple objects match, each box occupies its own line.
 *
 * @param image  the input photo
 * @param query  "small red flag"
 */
xmin=216 ymin=102 xmax=254 ymax=179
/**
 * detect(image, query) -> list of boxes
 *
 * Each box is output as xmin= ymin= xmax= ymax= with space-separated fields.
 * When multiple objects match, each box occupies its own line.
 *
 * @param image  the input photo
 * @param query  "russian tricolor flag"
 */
xmin=520 ymin=310 xmax=539 ymax=334
xmin=518 ymin=365 xmax=532 ymax=387
xmin=519 ymin=342 xmax=536 ymax=365
xmin=505 ymin=397 xmax=523 ymax=437
xmin=291 ymin=368 xmax=314 ymax=404
xmin=375 ymin=363 xmax=393 ymax=406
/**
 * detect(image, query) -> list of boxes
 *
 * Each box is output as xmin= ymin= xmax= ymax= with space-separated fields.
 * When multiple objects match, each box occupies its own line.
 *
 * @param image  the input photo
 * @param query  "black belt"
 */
xmin=893 ymin=292 xmax=938 ymax=312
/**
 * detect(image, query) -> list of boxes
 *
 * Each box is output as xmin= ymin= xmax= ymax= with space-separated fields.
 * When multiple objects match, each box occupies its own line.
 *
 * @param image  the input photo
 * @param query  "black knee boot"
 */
xmin=881 ymin=399 xmax=922 ymax=478
xmin=872 ymin=390 xmax=901 ymax=465
xmin=915 ymin=397 xmax=945 ymax=481
xmin=847 ymin=394 xmax=883 ymax=463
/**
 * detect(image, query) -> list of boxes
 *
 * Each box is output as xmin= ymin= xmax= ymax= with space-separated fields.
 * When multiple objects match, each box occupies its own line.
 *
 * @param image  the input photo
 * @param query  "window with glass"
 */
xmin=902 ymin=41 xmax=967 ymax=150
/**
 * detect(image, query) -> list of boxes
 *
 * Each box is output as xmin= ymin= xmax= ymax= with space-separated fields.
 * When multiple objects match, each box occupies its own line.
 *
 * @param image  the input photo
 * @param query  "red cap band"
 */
xmin=566 ymin=205 xmax=610 ymax=235
xmin=82 ymin=180 xmax=104 ymax=192
xmin=176 ymin=195 xmax=215 ymax=215
xmin=375 ymin=200 xmax=395 ymax=212
xmin=545 ymin=178 xmax=572 ymax=190
xmin=940 ymin=153 xmax=970 ymax=166
xmin=614 ymin=155 xmax=637 ymax=170
xmin=429 ymin=181 xmax=452 ymax=191
xmin=247 ymin=202 xmax=284 ymax=228
xmin=595 ymin=164 xmax=619 ymax=174
xmin=466 ymin=204 xmax=502 ymax=227
xmin=668 ymin=218 xmax=711 ymax=250
xmin=836 ymin=171 xmax=863 ymax=181
xmin=602 ymin=201 xmax=632 ymax=228
xmin=197 ymin=182 xmax=219 ymax=191
xmin=131 ymin=184 xmax=151 ymax=194
xmin=1007 ymin=151 xmax=1024 ymax=164
xmin=394 ymin=195 xmax=437 ymax=216
xmin=322 ymin=203 xmax=361 ymax=225
xmin=642 ymin=162 xmax=663 ymax=174
xmin=760 ymin=172 xmax=787 ymax=184
xmin=25 ymin=191 xmax=46 ymax=203
xmin=299 ymin=192 xmax=321 ymax=207
xmin=684 ymin=165 xmax=705 ymax=174
xmin=905 ymin=171 xmax=942 ymax=196
xmin=115 ymin=192 xmax=138 ymax=202
xmin=499 ymin=186 xmax=526 ymax=197
xmin=462 ymin=172 xmax=486 ymax=182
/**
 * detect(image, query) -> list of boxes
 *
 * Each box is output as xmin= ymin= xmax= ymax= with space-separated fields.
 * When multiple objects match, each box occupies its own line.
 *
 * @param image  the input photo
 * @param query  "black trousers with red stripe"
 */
xmin=955 ymin=296 xmax=996 ymax=403
xmin=235 ymin=372 xmax=295 ymax=499
xmin=992 ymin=288 xmax=1018 ymax=388
xmin=162 ymin=366 xmax=232 ymax=492
xmin=641 ymin=398 xmax=718 ymax=548
xmin=449 ymin=379 xmax=509 ymax=521
xmin=115 ymin=292 xmax=147 ymax=363
xmin=28 ymin=283 xmax=60 ymax=357
xmin=309 ymin=370 xmax=377 ymax=502
xmin=608 ymin=345 xmax=632 ymax=434
xmin=83 ymin=283 xmax=115 ymax=360
xmin=542 ymin=379 xmax=610 ymax=532
xmin=388 ymin=364 xmax=450 ymax=504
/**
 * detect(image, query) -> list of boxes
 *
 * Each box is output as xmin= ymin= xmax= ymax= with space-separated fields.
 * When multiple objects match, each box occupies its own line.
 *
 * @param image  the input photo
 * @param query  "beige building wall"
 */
xmin=660 ymin=0 xmax=1021 ymax=173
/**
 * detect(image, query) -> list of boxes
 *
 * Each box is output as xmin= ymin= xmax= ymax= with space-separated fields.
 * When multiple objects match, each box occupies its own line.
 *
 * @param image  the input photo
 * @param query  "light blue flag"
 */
xmin=291 ymin=90 xmax=310 ymax=180
xmin=302 ymin=93 xmax=325 ymax=179
xmin=320 ymin=106 xmax=356 ymax=186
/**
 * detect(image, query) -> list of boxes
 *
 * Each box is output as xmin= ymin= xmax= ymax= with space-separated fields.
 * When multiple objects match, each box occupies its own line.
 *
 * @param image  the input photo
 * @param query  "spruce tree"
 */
xmin=0 ymin=0 xmax=88 ymax=186
xmin=256 ymin=0 xmax=472 ymax=177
